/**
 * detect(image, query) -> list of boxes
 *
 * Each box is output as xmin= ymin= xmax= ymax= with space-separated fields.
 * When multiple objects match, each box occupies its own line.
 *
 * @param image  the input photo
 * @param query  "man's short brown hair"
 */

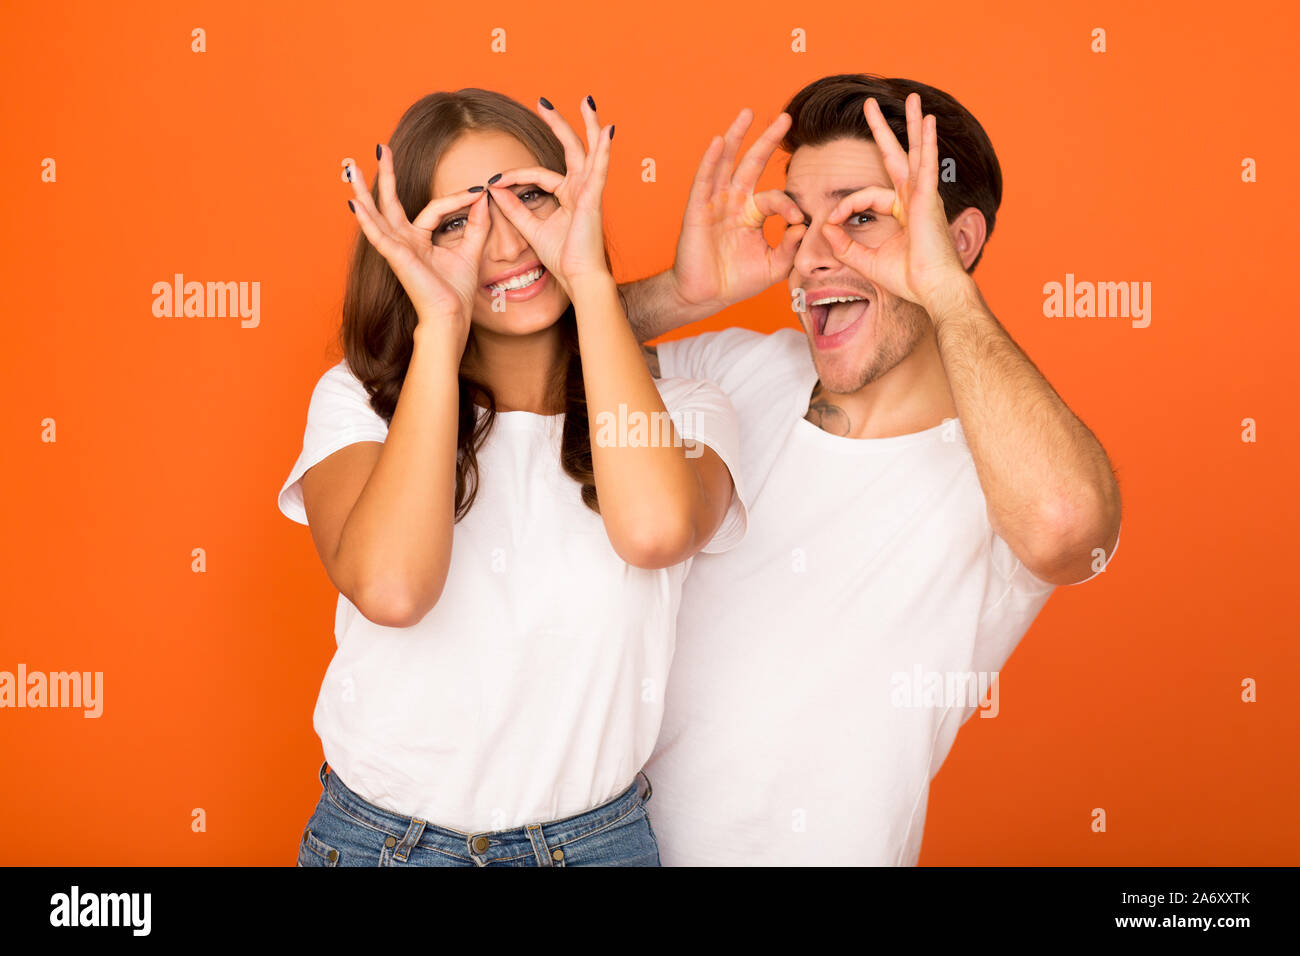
xmin=780 ymin=73 xmax=1003 ymax=270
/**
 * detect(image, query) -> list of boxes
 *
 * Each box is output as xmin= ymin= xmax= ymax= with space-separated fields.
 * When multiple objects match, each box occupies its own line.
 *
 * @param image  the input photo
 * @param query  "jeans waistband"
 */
xmin=316 ymin=759 xmax=651 ymax=865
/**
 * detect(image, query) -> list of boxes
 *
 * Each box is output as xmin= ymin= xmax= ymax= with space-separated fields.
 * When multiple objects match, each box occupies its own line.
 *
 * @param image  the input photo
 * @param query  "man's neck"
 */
xmin=804 ymin=328 xmax=957 ymax=439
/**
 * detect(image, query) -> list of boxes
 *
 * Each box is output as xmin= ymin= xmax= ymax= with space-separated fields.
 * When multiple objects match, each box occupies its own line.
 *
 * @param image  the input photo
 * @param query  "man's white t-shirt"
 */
xmin=648 ymin=327 xmax=1111 ymax=866
xmin=277 ymin=359 xmax=748 ymax=833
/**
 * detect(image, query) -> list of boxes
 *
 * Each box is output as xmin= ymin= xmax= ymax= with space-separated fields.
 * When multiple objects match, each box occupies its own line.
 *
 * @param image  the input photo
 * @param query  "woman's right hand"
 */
xmin=346 ymin=145 xmax=491 ymax=342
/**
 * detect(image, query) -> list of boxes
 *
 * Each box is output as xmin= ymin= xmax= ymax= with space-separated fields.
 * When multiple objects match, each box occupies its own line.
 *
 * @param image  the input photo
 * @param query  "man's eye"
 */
xmin=851 ymin=212 xmax=877 ymax=226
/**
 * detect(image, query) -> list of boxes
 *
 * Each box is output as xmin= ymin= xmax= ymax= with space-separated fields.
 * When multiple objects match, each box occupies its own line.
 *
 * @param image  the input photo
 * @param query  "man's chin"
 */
xmin=804 ymin=327 xmax=875 ymax=392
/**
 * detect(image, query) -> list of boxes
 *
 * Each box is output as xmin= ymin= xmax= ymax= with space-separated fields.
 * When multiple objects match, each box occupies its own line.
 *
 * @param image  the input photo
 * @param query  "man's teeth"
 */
xmin=489 ymin=267 xmax=545 ymax=292
xmin=810 ymin=295 xmax=867 ymax=306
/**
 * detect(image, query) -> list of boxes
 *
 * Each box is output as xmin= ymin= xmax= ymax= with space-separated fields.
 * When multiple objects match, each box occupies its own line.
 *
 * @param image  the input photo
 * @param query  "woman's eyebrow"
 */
xmin=436 ymin=183 xmax=544 ymax=223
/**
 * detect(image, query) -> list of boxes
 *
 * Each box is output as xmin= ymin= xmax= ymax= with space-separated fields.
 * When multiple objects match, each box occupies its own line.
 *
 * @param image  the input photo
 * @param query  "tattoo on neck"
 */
xmin=805 ymin=384 xmax=851 ymax=436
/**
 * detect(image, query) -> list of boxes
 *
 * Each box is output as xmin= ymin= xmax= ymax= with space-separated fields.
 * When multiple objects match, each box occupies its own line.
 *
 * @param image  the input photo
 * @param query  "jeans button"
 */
xmin=326 ymin=849 xmax=339 ymax=863
xmin=551 ymin=849 xmax=564 ymax=862
xmin=472 ymin=836 xmax=490 ymax=853
xmin=384 ymin=836 xmax=396 ymax=848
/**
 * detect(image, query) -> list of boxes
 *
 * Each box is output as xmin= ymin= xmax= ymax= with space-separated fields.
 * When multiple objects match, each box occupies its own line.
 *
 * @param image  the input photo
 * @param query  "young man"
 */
xmin=615 ymin=74 xmax=1122 ymax=865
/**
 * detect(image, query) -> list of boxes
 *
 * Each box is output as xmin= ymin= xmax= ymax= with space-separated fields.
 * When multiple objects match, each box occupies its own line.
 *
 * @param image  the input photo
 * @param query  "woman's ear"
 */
xmin=947 ymin=207 xmax=988 ymax=272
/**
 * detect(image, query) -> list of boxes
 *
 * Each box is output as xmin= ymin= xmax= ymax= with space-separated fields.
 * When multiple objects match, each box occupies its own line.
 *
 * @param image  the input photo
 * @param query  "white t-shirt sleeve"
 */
xmin=277 ymin=361 xmax=390 ymax=526
xmin=989 ymin=521 xmax=1123 ymax=592
xmin=652 ymin=376 xmax=749 ymax=554
xmin=656 ymin=327 xmax=769 ymax=393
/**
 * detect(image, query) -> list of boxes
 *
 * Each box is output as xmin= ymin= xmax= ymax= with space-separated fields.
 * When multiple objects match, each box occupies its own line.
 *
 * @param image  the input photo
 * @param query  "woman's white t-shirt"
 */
xmin=277 ymin=359 xmax=747 ymax=833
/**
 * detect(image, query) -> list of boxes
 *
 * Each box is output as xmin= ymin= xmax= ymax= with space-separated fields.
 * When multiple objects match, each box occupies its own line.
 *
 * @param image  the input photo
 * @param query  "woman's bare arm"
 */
xmin=300 ymin=325 xmax=463 ymax=628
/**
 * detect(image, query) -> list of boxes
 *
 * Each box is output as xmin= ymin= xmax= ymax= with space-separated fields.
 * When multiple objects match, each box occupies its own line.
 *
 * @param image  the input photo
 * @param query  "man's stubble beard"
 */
xmin=808 ymin=294 xmax=930 ymax=396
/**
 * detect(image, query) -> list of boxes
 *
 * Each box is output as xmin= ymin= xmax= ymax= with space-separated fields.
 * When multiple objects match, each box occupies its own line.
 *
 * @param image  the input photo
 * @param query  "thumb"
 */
xmin=773 ymin=223 xmax=806 ymax=273
xmin=486 ymin=185 xmax=537 ymax=242
xmin=459 ymin=192 xmax=492 ymax=264
xmin=821 ymin=222 xmax=876 ymax=280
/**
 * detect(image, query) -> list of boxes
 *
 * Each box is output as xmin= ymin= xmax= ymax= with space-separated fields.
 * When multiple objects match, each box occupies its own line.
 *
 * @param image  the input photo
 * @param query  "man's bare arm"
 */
xmin=930 ymin=279 xmax=1121 ymax=586
xmin=618 ymin=273 xmax=716 ymax=345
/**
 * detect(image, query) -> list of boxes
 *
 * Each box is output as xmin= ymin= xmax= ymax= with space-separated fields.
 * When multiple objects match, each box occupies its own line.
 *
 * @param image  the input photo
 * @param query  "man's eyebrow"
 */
xmin=783 ymin=186 xmax=876 ymax=208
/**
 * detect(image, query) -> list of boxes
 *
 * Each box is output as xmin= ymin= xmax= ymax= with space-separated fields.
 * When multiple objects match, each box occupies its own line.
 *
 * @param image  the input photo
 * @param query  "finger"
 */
xmin=349 ymin=191 xmax=402 ymax=261
xmin=820 ymin=221 xmax=878 ymax=280
xmin=580 ymin=123 xmax=613 ymax=207
xmin=825 ymin=185 xmax=897 ymax=225
xmin=753 ymin=188 xmax=804 ymax=227
xmin=580 ymin=94 xmax=602 ymax=159
xmin=346 ymin=161 xmax=395 ymax=238
xmin=772 ymin=222 xmax=806 ymax=274
xmin=713 ymin=107 xmax=754 ymax=193
xmin=686 ymin=134 xmax=725 ymax=213
xmin=410 ymin=186 xmax=496 ymax=233
xmin=918 ymin=113 xmax=939 ymax=197
xmin=864 ymin=98 xmax=910 ymax=198
xmin=375 ymin=143 xmax=406 ymax=229
xmin=457 ymin=191 xmax=492 ymax=265
xmin=487 ymin=165 xmax=566 ymax=194
xmin=535 ymin=98 xmax=587 ymax=179
xmin=732 ymin=111 xmax=792 ymax=192
xmin=486 ymin=184 xmax=540 ymax=242
xmin=905 ymin=93 xmax=923 ymax=190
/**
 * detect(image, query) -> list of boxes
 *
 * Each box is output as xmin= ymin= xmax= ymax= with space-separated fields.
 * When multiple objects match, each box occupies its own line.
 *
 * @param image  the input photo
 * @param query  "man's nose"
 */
xmin=792 ymin=216 xmax=838 ymax=275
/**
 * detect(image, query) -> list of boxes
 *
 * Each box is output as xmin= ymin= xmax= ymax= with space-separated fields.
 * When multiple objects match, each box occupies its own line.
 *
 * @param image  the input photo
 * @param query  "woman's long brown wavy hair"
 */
xmin=338 ymin=88 xmax=611 ymax=520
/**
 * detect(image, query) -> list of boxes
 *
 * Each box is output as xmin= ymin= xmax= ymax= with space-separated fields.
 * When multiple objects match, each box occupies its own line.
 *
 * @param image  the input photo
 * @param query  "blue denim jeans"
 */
xmin=297 ymin=760 xmax=661 ymax=867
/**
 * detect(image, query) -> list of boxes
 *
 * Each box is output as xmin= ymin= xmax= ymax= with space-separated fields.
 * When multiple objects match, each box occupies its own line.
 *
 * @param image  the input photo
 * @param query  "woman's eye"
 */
xmin=520 ymin=188 xmax=554 ymax=206
xmin=437 ymin=216 xmax=467 ymax=235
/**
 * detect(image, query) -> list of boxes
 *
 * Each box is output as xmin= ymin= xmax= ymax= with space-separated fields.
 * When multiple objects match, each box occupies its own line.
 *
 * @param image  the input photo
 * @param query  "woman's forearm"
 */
xmin=570 ymin=273 xmax=719 ymax=568
xmin=334 ymin=321 xmax=463 ymax=625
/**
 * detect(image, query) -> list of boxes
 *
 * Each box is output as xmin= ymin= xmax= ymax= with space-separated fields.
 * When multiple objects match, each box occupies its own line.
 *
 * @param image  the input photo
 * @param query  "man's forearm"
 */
xmin=618 ymin=269 xmax=720 ymax=344
xmin=927 ymin=278 xmax=1122 ymax=584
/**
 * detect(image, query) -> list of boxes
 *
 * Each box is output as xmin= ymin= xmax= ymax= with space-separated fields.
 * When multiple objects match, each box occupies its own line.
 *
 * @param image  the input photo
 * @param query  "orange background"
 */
xmin=3 ymin=0 xmax=1297 ymax=865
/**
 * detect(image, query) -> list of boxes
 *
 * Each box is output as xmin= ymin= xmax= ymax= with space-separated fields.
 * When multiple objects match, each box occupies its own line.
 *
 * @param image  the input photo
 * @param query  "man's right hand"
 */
xmin=670 ymin=108 xmax=806 ymax=314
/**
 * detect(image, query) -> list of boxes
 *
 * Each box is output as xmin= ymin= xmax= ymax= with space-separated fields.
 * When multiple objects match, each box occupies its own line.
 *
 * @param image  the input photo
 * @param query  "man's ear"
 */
xmin=947 ymin=207 xmax=987 ymax=271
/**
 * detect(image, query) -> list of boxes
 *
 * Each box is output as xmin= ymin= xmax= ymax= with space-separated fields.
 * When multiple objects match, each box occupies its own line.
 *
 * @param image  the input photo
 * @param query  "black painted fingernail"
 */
xmin=468 ymin=185 xmax=484 ymax=193
xmin=345 ymin=166 xmax=351 ymax=181
xmin=348 ymin=200 xmax=355 ymax=212
xmin=609 ymin=125 xmax=615 ymax=140
xmin=539 ymin=96 xmax=553 ymax=110
xmin=376 ymin=144 xmax=382 ymax=160
xmin=487 ymin=172 xmax=502 ymax=185
xmin=586 ymin=95 xmax=596 ymax=111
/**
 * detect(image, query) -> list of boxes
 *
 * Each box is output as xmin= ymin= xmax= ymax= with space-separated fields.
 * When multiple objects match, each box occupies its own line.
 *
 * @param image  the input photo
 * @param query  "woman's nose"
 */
xmin=484 ymin=199 xmax=528 ymax=257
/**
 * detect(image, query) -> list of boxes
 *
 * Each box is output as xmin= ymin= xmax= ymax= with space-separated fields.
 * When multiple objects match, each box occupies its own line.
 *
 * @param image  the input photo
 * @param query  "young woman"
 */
xmin=276 ymin=89 xmax=747 ymax=866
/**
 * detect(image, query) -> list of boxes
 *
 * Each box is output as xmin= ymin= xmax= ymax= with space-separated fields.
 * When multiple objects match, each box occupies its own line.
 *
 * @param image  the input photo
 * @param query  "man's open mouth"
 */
xmin=809 ymin=294 xmax=871 ymax=338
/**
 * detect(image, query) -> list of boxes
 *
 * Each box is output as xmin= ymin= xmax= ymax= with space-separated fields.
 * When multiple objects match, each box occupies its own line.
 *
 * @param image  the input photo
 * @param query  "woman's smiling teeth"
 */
xmin=488 ymin=266 xmax=545 ymax=292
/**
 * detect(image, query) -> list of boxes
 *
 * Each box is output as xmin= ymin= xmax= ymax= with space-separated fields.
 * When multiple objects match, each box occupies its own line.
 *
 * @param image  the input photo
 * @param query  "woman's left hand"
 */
xmin=486 ymin=95 xmax=614 ymax=299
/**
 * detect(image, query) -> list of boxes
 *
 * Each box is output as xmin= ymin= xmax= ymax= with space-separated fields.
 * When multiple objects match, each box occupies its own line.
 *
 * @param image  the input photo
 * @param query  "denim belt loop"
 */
xmin=393 ymin=816 xmax=426 ymax=863
xmin=525 ymin=823 xmax=554 ymax=867
xmin=636 ymin=769 xmax=653 ymax=804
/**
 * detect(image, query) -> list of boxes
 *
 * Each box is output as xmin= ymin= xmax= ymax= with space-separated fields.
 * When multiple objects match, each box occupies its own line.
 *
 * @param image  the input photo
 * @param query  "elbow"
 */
xmin=609 ymin=514 xmax=698 ymax=570
xmin=352 ymin=573 xmax=445 ymax=629
xmin=1020 ymin=483 xmax=1122 ymax=584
